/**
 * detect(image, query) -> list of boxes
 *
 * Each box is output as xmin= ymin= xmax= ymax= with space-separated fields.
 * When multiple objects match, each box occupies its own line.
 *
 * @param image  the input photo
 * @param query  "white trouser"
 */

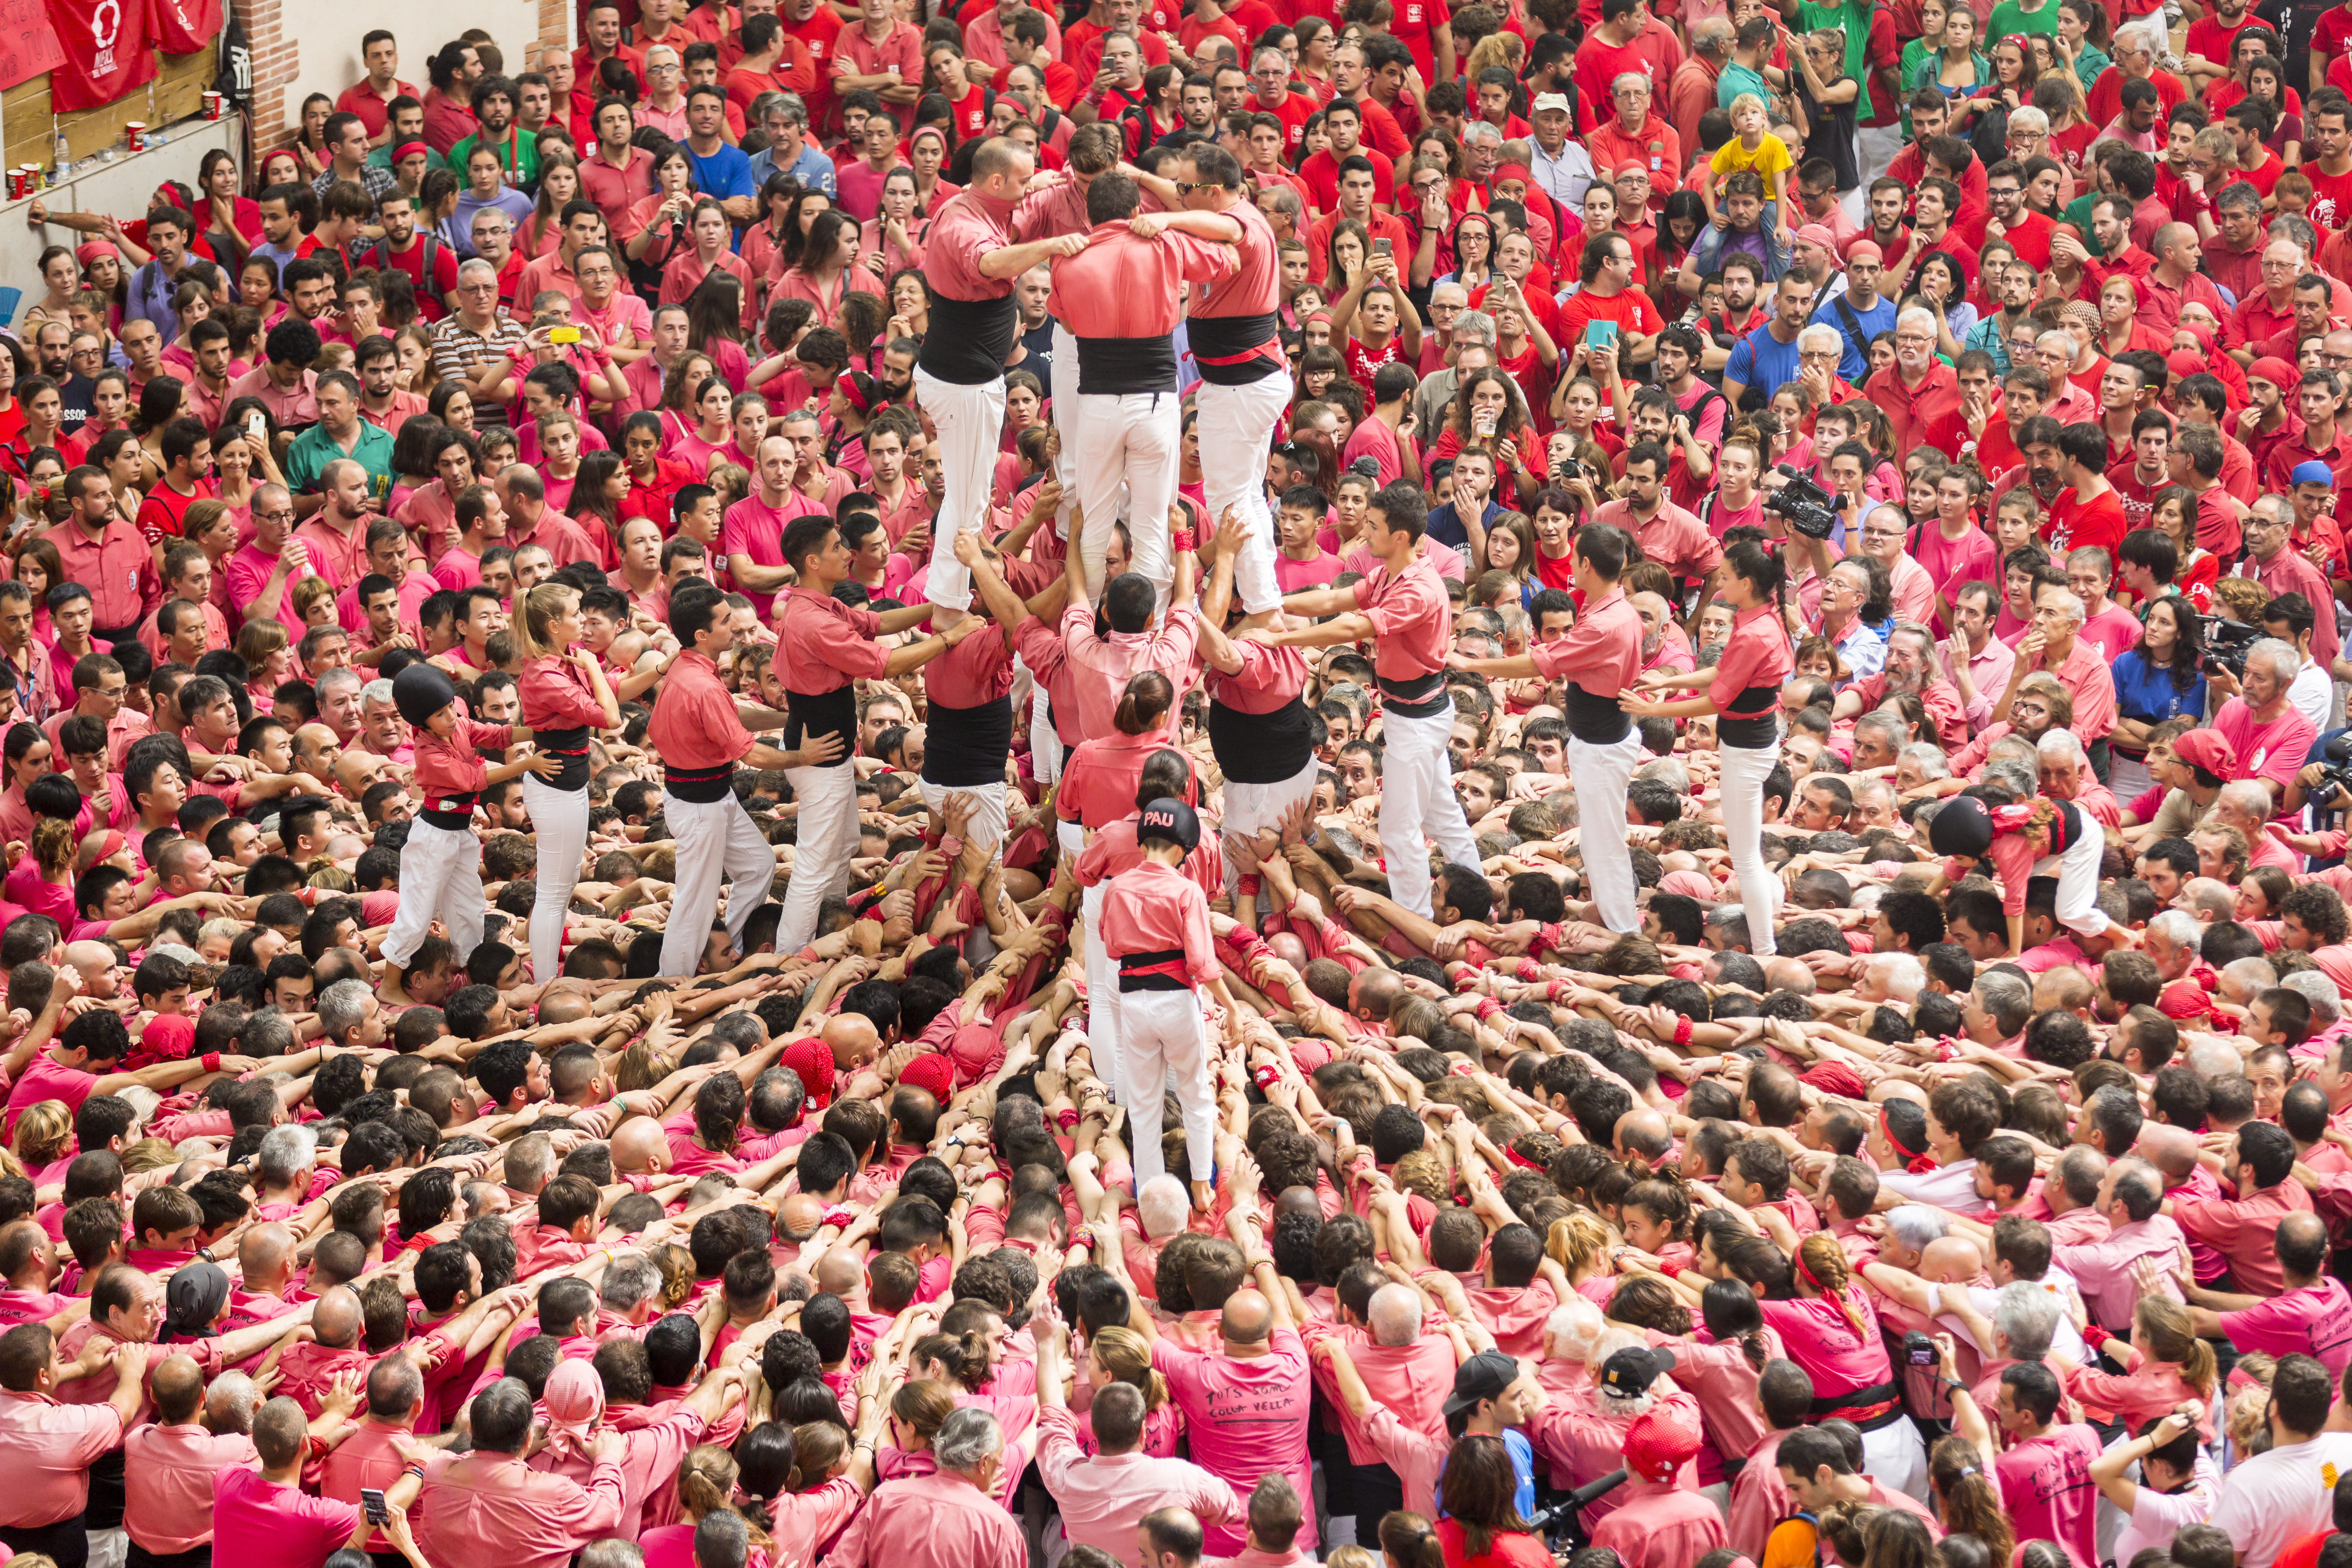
xmin=663 ymin=791 xmax=779 ymax=974
xmin=1377 ymin=703 xmax=1481 ymax=920
xmin=383 ymin=817 xmax=485 ymax=967
xmin=2051 ymin=818 xmax=2111 ymax=939
xmin=917 ymin=778 xmax=1009 ymax=853
xmin=1719 ymin=742 xmax=1783 ymax=957
xmin=1193 ymin=370 xmax=1292 ymax=615
xmin=522 ymin=776 xmax=591 ymax=982
xmin=1568 ymin=729 xmax=1644 ymax=932
xmin=1862 ymin=1417 xmax=1931 ymax=1504
xmin=1121 ymin=986 xmax=1217 ymax=1187
xmin=772 ymin=762 xmax=858 ymax=956
xmin=916 ymin=366 xmax=1006 ymax=611
xmin=1075 ymin=389 xmax=1178 ymax=607
xmin=86 ymin=1527 xmax=126 ymax=1568
xmin=1034 ymin=694 xmax=1065 ymax=784
xmin=1081 ymin=877 xmax=1121 ymax=1093
xmin=1221 ymin=754 xmax=1321 ymax=904
xmin=1049 ymin=321 xmax=1091 ymax=534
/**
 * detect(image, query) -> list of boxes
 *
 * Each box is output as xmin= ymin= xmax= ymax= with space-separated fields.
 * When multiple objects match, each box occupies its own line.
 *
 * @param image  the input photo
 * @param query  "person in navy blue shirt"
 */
xmin=1723 ymin=273 xmax=1818 ymax=411
xmin=1425 ymin=449 xmax=1504 ymax=555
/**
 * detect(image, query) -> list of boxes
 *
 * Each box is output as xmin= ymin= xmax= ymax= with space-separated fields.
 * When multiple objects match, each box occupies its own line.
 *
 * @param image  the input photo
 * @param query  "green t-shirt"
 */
xmin=366 ymin=142 xmax=447 ymax=174
xmin=2072 ymin=44 xmax=2111 ymax=90
xmin=1986 ymin=0 xmax=2060 ymax=37
xmin=1800 ymin=0 xmax=1875 ymax=100
xmin=448 ymin=128 xmax=542 ymax=188
xmin=1910 ymin=48 xmax=1989 ymax=94
xmin=1718 ymin=61 xmax=1770 ymax=111
xmin=283 ymin=420 xmax=397 ymax=500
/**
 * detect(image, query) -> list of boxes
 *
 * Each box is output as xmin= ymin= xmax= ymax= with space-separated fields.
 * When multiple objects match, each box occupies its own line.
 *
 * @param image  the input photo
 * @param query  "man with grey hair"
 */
xmin=1835 ymin=617 xmax=1965 ymax=750
xmin=356 ymin=677 xmax=406 ymax=761
xmin=2144 ymin=909 xmax=2202 ymax=983
xmin=1879 ymin=1206 xmax=1950 ymax=1271
xmin=2282 ymin=970 xmax=2343 ymax=1032
xmin=1966 ymin=968 xmax=2033 ymax=1050
xmin=1527 ymin=84 xmax=1593 ymax=209
xmin=314 ymin=979 xmax=383 ymax=1052
xmin=1414 ymin=310 xmax=1528 ymax=436
xmin=1847 ymin=711 xmax=1906 ymax=773
xmin=2055 ymin=1157 xmax=2184 ymax=1336
xmin=1866 ymin=307 xmax=1960 ymax=462
xmin=430 ymin=259 xmax=530 ymax=389
xmin=747 ymin=90 xmax=831 ymax=193
xmin=597 ymin=1252 xmax=663 ymax=1325
xmin=833 ymin=1406 xmax=1024 ymax=1567
xmin=1988 ymin=577 xmax=2117 ymax=784
xmin=2215 ymin=633 xmax=2319 ymax=815
xmin=313 ymin=666 xmax=366 ymax=749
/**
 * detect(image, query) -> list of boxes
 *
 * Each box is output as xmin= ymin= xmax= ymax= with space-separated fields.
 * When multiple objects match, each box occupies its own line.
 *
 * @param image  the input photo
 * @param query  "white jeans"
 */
xmin=1121 ymin=986 xmax=1217 ymax=1187
xmin=1080 ymin=876 xmax=1122 ymax=1094
xmin=664 ymin=791 xmax=779 ymax=974
xmin=1074 ymin=390 xmax=1178 ymax=606
xmin=774 ymin=761 xmax=858 ymax=955
xmin=1221 ymin=755 xmax=1321 ymax=904
xmin=1049 ymin=321 xmax=1093 ymax=535
xmin=2052 ymin=815 xmax=2111 ymax=939
xmin=383 ymin=817 xmax=485 ymax=967
xmin=917 ymin=778 xmax=1008 ymax=853
xmin=1568 ymin=729 xmax=1644 ymax=932
xmin=522 ymin=775 xmax=590 ymax=982
xmin=1377 ymin=703 xmax=1481 ymax=919
xmin=1719 ymin=742 xmax=1783 ymax=957
xmin=1193 ymin=370 xmax=1292 ymax=615
xmin=916 ymin=366 xmax=1006 ymax=611
xmin=1862 ymin=1417 xmax=1931 ymax=1505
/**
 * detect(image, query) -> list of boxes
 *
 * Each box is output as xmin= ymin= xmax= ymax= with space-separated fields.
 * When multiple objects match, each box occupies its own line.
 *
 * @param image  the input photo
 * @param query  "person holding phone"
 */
xmin=1556 ymin=225 xmax=1665 ymax=375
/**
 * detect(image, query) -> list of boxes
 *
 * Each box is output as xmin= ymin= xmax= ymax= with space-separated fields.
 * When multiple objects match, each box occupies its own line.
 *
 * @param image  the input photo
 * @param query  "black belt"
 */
xmin=1564 ymin=684 xmax=1631 ymax=744
xmin=1075 ymin=334 xmax=1178 ymax=395
xmin=1209 ymin=694 xmax=1316 ymax=783
xmin=1190 ymin=310 xmax=1282 ymax=385
xmin=919 ymin=292 xmax=1018 ymax=384
xmin=1377 ymin=669 xmax=1449 ymax=721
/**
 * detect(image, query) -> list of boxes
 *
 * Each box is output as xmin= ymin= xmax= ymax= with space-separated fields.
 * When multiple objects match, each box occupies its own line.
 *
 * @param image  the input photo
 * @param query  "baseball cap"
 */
xmin=1138 ymin=797 xmax=1202 ymax=854
xmin=1442 ymin=1348 xmax=1521 ymax=1416
xmin=2249 ymin=356 xmax=2299 ymax=390
xmin=1623 ymin=1402 xmax=1704 ymax=1483
xmin=2170 ymin=728 xmax=2239 ymax=779
xmin=2293 ymin=459 xmax=2335 ymax=487
xmin=1599 ymin=1345 xmax=1677 ymax=1398
xmin=1531 ymin=92 xmax=1571 ymax=116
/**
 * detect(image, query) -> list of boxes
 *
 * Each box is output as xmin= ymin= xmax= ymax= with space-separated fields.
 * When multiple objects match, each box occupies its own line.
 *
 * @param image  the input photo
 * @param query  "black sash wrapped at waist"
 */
xmin=782 ymin=685 xmax=858 ymax=776
xmin=662 ymin=759 xmax=736 ymax=803
xmin=1075 ymin=333 xmax=1178 ymax=395
xmin=1209 ymin=694 xmax=1316 ymax=783
xmin=919 ymin=292 xmax=1019 ymax=385
xmin=534 ymin=723 xmax=591 ymax=791
xmin=1719 ymin=684 xmax=1779 ymax=750
xmin=1118 ymin=946 xmax=1192 ymax=992
xmin=922 ymin=695 xmax=1013 ymax=788
xmin=1189 ymin=311 xmax=1282 ymax=385
xmin=1564 ymin=684 xmax=1631 ymax=745
xmin=1377 ymin=669 xmax=1450 ymax=722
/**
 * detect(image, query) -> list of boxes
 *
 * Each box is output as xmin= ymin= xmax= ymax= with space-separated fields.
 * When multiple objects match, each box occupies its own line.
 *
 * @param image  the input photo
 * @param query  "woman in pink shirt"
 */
xmin=669 ymin=375 xmax=738 ymax=477
xmin=2048 ymin=1295 xmax=2219 ymax=1438
xmin=1756 ymin=1235 xmax=1917 ymax=1487
xmin=860 ymin=169 xmax=928 ymax=281
xmin=659 ymin=202 xmax=758 ymax=336
xmin=1 ymin=774 xmax=87 ymax=928
xmin=771 ymin=210 xmax=881 ymax=328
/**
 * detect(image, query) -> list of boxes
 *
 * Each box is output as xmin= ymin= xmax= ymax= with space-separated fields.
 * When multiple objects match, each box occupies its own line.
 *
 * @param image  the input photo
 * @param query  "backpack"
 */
xmin=372 ymin=233 xmax=445 ymax=298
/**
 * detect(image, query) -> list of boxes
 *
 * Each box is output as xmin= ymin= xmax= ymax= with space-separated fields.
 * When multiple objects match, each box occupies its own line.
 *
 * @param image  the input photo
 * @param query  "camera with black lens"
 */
xmin=1762 ymin=464 xmax=1842 ymax=540
xmin=2307 ymin=733 xmax=2352 ymax=817
xmin=1903 ymin=1330 xmax=1938 ymax=1369
xmin=2202 ymin=617 xmax=2261 ymax=680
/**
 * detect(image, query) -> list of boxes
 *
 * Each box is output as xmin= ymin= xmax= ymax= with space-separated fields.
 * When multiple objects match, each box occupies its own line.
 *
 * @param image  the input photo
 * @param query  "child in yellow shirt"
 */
xmin=1706 ymin=92 xmax=1797 ymax=248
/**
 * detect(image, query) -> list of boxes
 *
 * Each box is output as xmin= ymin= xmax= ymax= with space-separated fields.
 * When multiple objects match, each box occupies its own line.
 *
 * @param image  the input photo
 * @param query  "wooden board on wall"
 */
xmin=0 ymin=44 xmax=216 ymax=177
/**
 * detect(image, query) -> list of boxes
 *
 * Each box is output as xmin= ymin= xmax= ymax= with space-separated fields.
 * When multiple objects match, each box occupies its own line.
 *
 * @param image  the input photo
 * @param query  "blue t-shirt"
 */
xmin=687 ymin=142 xmax=758 ymax=205
xmin=1813 ymin=294 xmax=1896 ymax=384
xmin=1724 ymin=321 xmax=1804 ymax=400
xmin=2111 ymin=649 xmax=2207 ymax=728
xmin=1426 ymin=497 xmax=1502 ymax=552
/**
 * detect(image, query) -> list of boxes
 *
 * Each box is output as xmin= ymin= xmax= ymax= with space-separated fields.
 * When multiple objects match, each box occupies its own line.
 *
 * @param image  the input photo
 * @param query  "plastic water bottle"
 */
xmin=50 ymin=131 xmax=68 ymax=184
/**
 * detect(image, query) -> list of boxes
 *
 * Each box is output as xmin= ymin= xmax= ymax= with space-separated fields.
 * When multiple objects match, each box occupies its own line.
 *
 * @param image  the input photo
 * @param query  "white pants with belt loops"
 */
xmin=1193 ymin=370 xmax=1292 ymax=615
xmin=1569 ymin=729 xmax=1643 ymax=932
xmin=664 ymin=792 xmax=780 ymax=975
xmin=1718 ymin=742 xmax=1782 ymax=956
xmin=1074 ymin=389 xmax=1178 ymax=608
xmin=522 ymin=776 xmax=591 ymax=981
xmin=916 ymin=366 xmax=1006 ymax=611
xmin=1121 ymin=986 xmax=1217 ymax=1187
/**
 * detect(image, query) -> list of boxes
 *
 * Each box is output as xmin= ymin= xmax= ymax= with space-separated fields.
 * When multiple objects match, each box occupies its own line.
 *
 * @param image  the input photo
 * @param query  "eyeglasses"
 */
xmin=256 ymin=508 xmax=296 ymax=524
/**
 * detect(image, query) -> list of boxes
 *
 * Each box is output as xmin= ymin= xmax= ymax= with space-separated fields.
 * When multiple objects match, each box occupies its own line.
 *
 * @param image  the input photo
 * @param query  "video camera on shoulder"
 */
xmin=1761 ymin=464 xmax=1841 ymax=541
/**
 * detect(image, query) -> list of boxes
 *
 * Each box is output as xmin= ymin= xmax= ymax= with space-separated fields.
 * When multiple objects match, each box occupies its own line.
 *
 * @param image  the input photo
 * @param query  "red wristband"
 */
xmin=1515 ymin=959 xmax=1540 ymax=982
xmin=201 ymin=1052 xmax=221 ymax=1073
xmin=1474 ymin=998 xmax=1502 ymax=1021
xmin=1672 ymin=1017 xmax=1693 ymax=1047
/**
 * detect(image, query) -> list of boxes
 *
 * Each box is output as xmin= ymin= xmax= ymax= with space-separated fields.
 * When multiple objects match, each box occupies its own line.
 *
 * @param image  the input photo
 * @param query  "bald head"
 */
xmin=1920 ymin=1235 xmax=1983 ymax=1282
xmin=62 ymin=942 xmax=114 ymax=982
xmin=814 ymin=1250 xmax=862 ymax=1297
xmin=1761 ymin=957 xmax=1817 ymax=995
xmin=539 ymin=991 xmax=591 ymax=1026
xmin=311 ymin=1285 xmax=363 ymax=1348
xmin=1615 ymin=1107 xmax=1672 ymax=1161
xmin=823 ymin=1014 xmax=880 ymax=1069
xmin=2279 ymin=1211 xmax=2329 ymax=1276
xmin=611 ymin=1117 xmax=670 ymax=1174
xmin=778 ymin=1193 xmax=827 ymax=1243
xmin=1222 ymin=1288 xmax=1273 ymax=1347
xmin=2137 ymin=1122 xmax=2197 ymax=1178
xmin=239 ymin=1223 xmax=296 ymax=1285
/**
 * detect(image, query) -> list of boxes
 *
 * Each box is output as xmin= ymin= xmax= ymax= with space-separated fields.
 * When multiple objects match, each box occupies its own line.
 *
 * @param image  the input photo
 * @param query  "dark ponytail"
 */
xmin=1701 ymin=1276 xmax=1769 ymax=1370
xmin=1113 ymin=670 xmax=1175 ymax=737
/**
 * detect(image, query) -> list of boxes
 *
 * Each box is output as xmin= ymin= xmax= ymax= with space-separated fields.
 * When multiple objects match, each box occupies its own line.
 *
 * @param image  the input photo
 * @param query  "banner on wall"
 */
xmin=47 ymin=0 xmax=160 ymax=111
xmin=152 ymin=0 xmax=219 ymax=55
xmin=0 ymin=0 xmax=66 ymax=93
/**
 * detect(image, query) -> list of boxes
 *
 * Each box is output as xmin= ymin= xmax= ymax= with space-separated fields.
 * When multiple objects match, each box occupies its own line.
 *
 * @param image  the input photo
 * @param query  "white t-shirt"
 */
xmin=2208 ymin=1430 xmax=2352 ymax=1568
xmin=2287 ymin=660 xmax=2330 ymax=734
xmin=1874 ymin=1158 xmax=1979 ymax=1212
xmin=2112 ymin=1450 xmax=2219 ymax=1568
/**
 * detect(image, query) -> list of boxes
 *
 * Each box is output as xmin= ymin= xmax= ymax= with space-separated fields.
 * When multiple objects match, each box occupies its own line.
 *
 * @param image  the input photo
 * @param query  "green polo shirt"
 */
xmin=449 ymin=127 xmax=543 ymax=188
xmin=284 ymin=419 xmax=397 ymax=499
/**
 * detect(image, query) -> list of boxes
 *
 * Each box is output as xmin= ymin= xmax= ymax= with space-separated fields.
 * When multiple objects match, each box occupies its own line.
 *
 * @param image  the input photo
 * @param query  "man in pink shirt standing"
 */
xmin=1144 ymin=1278 xmax=1314 ymax=1558
xmin=0 ymin=1321 xmax=149 ymax=1567
xmin=1992 ymin=1362 xmax=2104 ymax=1568
xmin=213 ymin=1394 xmax=418 ymax=1568
xmin=416 ymin=1379 xmax=631 ymax=1568
xmin=829 ymin=1406 xmax=1025 ymax=1568
xmin=2173 ymin=1121 xmax=2315 ymax=1295
xmin=1034 ymin=1326 xmax=1242 ymax=1565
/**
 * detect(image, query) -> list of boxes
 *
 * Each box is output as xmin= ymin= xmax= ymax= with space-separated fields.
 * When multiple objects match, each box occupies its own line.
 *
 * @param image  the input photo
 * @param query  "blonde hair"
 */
xmin=234 ymin=615 xmax=287 ymax=669
xmin=290 ymin=575 xmax=338 ymax=623
xmin=1546 ymin=1209 xmax=1610 ymax=1277
xmin=676 ymin=1445 xmax=772 ymax=1545
xmin=2138 ymin=1295 xmax=2218 ymax=1398
xmin=1798 ymin=1232 xmax=1871 ymax=1339
xmin=1728 ymin=91 xmax=1767 ymax=119
xmin=120 ymin=1137 xmax=180 ymax=1173
xmin=1088 ymin=1325 xmax=1170 ymax=1411
xmin=512 ymin=582 xmax=580 ymax=663
xmin=30 ymin=816 xmax=73 ymax=878
xmin=12 ymin=1101 xmax=72 ymax=1167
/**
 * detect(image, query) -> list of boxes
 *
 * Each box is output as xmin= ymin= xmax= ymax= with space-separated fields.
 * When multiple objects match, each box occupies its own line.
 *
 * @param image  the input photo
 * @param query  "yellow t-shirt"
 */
xmin=1710 ymin=132 xmax=1796 ymax=204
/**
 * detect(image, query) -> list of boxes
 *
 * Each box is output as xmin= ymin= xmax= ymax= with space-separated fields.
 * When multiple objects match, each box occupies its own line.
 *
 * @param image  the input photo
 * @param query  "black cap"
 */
xmin=1598 ymin=1345 xmax=1677 ymax=1398
xmin=1927 ymin=795 xmax=1993 ymax=860
xmin=1441 ymin=1348 xmax=1520 ymax=1416
xmin=392 ymin=663 xmax=459 ymax=729
xmin=1137 ymin=796 xmax=1200 ymax=854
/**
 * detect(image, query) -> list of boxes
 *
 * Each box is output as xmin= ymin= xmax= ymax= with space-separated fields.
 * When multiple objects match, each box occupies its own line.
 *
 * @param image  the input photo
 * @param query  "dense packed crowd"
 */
xmin=9 ymin=2 xmax=2352 ymax=1568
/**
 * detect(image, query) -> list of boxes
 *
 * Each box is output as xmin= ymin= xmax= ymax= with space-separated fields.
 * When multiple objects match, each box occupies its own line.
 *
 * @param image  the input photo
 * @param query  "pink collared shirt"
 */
xmin=125 ymin=1422 xmax=259 ymax=1551
xmin=417 ymin=1448 xmax=629 ymax=1568
xmin=1150 ymin=1329 xmax=1314 ymax=1556
xmin=0 ymin=1390 xmax=124 ymax=1527
xmin=1035 ymin=1406 xmax=1243 ymax=1568
xmin=828 ymin=1467 xmax=1026 ymax=1568
xmin=44 ymin=518 xmax=153 ymax=630
xmin=1059 ymin=600 xmax=1202 ymax=741
xmin=1588 ymin=1478 xmax=1730 ymax=1568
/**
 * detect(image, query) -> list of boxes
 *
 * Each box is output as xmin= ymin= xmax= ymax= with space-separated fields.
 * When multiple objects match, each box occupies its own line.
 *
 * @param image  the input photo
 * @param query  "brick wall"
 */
xmin=231 ymin=0 xmax=299 ymax=154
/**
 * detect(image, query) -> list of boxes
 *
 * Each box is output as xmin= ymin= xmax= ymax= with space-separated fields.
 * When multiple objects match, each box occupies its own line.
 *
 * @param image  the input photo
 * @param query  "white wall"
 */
xmin=279 ymin=0 xmax=548 ymax=138
xmin=0 ymin=117 xmax=240 ymax=315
